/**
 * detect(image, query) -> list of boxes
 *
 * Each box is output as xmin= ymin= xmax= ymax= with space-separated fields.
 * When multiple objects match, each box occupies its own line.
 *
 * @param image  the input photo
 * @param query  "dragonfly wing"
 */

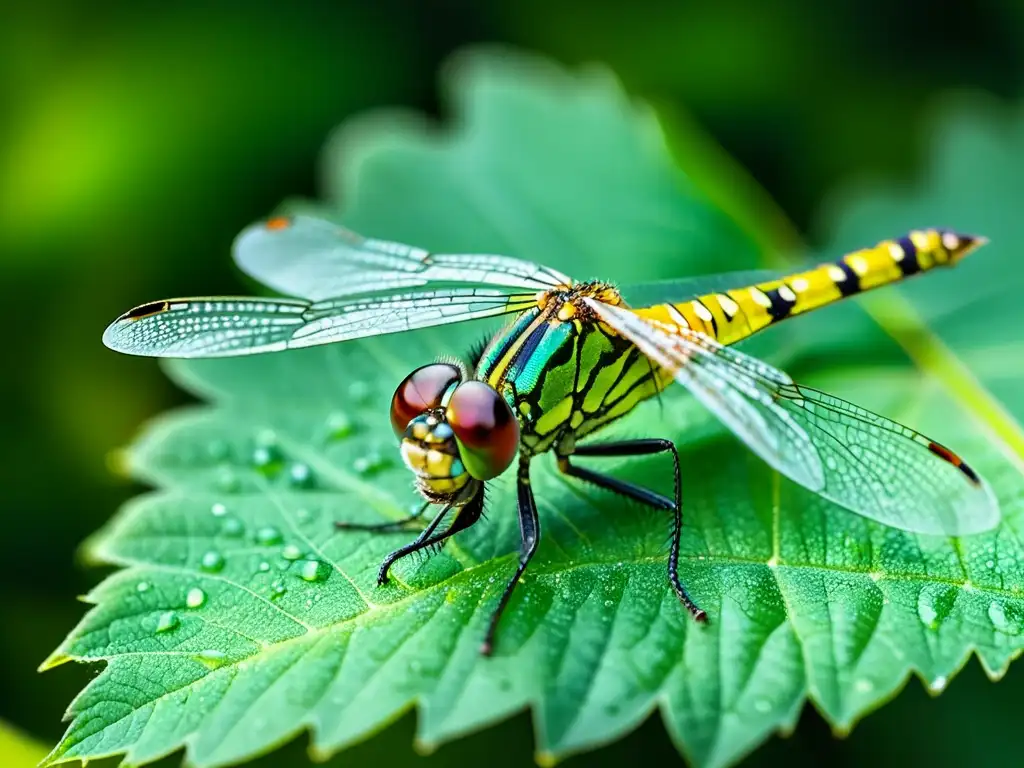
xmin=586 ymin=298 xmax=1000 ymax=536
xmin=233 ymin=214 xmax=571 ymax=302
xmin=104 ymin=290 xmax=537 ymax=358
xmin=618 ymin=269 xmax=791 ymax=308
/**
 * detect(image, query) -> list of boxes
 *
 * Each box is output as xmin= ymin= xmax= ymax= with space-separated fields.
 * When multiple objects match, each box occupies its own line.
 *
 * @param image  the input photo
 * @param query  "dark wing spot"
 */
xmin=927 ymin=440 xmax=981 ymax=486
xmin=265 ymin=216 xmax=292 ymax=231
xmin=123 ymin=301 xmax=169 ymax=321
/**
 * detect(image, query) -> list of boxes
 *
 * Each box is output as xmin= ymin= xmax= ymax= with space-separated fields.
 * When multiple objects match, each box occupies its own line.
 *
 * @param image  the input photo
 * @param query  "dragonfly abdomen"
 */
xmin=635 ymin=229 xmax=986 ymax=346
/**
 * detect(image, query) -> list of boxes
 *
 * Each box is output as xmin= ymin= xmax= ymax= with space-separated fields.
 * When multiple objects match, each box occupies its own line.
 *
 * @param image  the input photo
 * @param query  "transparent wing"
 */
xmin=618 ymin=269 xmax=791 ymax=308
xmin=586 ymin=298 xmax=1000 ymax=536
xmin=104 ymin=289 xmax=538 ymax=358
xmin=232 ymin=214 xmax=571 ymax=301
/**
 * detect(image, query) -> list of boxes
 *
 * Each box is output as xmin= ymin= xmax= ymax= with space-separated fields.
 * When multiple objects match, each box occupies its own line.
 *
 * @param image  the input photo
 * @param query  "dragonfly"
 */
xmin=104 ymin=214 xmax=1000 ymax=655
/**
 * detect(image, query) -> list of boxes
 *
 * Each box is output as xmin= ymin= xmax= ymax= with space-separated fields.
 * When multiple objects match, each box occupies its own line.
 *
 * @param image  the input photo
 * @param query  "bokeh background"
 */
xmin=3 ymin=1 xmax=1023 ymax=766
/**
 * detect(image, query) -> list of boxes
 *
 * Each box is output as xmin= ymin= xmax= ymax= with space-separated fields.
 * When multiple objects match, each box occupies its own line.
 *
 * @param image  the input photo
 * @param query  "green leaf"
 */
xmin=45 ymin=49 xmax=1024 ymax=768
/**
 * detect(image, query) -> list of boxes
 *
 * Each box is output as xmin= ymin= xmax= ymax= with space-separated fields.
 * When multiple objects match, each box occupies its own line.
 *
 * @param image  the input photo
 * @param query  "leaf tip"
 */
xmin=412 ymin=737 xmax=437 ymax=757
xmin=104 ymin=447 xmax=132 ymax=479
xmin=535 ymin=749 xmax=558 ymax=768
xmin=37 ymin=651 xmax=72 ymax=673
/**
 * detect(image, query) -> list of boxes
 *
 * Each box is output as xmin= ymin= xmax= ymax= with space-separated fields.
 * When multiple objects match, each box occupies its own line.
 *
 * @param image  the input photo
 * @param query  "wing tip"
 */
xmin=926 ymin=440 xmax=981 ymax=486
xmin=102 ymin=300 xmax=172 ymax=355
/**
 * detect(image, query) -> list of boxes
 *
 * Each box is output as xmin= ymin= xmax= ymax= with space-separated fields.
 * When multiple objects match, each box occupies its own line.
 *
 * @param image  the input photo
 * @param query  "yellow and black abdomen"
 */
xmin=635 ymin=229 xmax=986 ymax=346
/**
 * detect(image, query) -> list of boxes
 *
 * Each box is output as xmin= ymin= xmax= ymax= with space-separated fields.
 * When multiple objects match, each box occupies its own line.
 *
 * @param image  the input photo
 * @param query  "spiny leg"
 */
xmin=377 ymin=491 xmax=485 ymax=586
xmin=481 ymin=456 xmax=540 ymax=656
xmin=559 ymin=438 xmax=707 ymax=622
xmin=334 ymin=501 xmax=430 ymax=533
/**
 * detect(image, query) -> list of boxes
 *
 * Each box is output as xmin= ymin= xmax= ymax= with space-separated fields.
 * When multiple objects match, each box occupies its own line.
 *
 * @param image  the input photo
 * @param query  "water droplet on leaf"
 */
xmin=207 ymin=440 xmax=230 ymax=461
xmin=200 ymin=551 xmax=225 ymax=572
xmin=270 ymin=580 xmax=287 ymax=599
xmin=195 ymin=650 xmax=228 ymax=670
xmin=211 ymin=503 xmax=228 ymax=517
xmin=136 ymin=581 xmax=151 ymax=593
xmin=917 ymin=592 xmax=939 ymax=630
xmin=155 ymin=611 xmax=179 ymax=633
xmin=325 ymin=412 xmax=355 ymax=440
xmin=255 ymin=526 xmax=283 ymax=546
xmin=186 ymin=587 xmax=207 ymax=609
xmin=282 ymin=544 xmax=303 ymax=561
xmin=353 ymin=451 xmax=390 ymax=476
xmin=288 ymin=462 xmax=314 ymax=488
xmin=221 ymin=517 xmax=245 ymax=537
xmin=348 ymin=381 xmax=372 ymax=404
xmin=217 ymin=469 xmax=241 ymax=493
xmin=299 ymin=559 xmax=330 ymax=582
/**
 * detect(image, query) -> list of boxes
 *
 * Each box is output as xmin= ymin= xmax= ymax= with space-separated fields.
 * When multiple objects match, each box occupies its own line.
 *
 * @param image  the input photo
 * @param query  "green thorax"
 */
xmin=474 ymin=306 xmax=667 ymax=456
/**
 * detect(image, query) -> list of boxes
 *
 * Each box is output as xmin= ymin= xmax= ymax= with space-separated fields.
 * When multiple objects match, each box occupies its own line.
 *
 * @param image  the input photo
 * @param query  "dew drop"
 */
xmin=255 ymin=526 xmax=283 ymax=546
xmin=195 ymin=650 xmax=228 ymax=670
xmin=211 ymin=502 xmax=228 ymax=517
xmin=282 ymin=544 xmax=303 ymax=561
xmin=270 ymin=580 xmax=287 ymax=599
xmin=987 ymin=601 xmax=1018 ymax=634
xmin=207 ymin=440 xmax=230 ymax=461
xmin=252 ymin=432 xmax=283 ymax=474
xmin=288 ymin=462 xmax=315 ymax=488
xmin=252 ymin=446 xmax=278 ymax=470
xmin=300 ymin=559 xmax=330 ymax=583
xmin=200 ymin=551 xmax=225 ymax=573
xmin=155 ymin=610 xmax=179 ymax=633
xmin=186 ymin=587 xmax=207 ymax=609
xmin=348 ymin=381 xmax=372 ymax=404
xmin=917 ymin=593 xmax=939 ymax=630
xmin=221 ymin=517 xmax=245 ymax=537
xmin=754 ymin=699 xmax=771 ymax=714
xmin=217 ymin=469 xmax=241 ymax=493
xmin=136 ymin=581 xmax=151 ymax=593
xmin=258 ymin=561 xmax=270 ymax=573
xmin=855 ymin=679 xmax=874 ymax=694
xmin=604 ymin=600 xmax=614 ymax=608
xmin=325 ymin=412 xmax=355 ymax=440
xmin=930 ymin=675 xmax=948 ymax=693
xmin=353 ymin=451 xmax=390 ymax=476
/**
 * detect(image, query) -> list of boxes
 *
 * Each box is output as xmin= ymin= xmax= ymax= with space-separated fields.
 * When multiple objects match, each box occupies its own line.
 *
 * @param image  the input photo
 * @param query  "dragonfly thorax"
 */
xmin=535 ymin=280 xmax=624 ymax=321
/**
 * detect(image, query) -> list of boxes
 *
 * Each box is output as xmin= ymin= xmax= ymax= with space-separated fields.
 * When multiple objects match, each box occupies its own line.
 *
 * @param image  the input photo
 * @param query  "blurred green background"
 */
xmin=3 ymin=1 xmax=1023 ymax=766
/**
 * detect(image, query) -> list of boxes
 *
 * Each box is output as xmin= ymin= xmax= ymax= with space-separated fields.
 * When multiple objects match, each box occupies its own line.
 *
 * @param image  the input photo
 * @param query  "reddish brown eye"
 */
xmin=446 ymin=381 xmax=519 ymax=480
xmin=390 ymin=363 xmax=462 ymax=437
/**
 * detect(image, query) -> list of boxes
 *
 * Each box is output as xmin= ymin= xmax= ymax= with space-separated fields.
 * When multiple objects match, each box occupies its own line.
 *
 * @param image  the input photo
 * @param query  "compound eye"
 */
xmin=447 ymin=381 xmax=519 ymax=480
xmin=390 ymin=363 xmax=462 ymax=437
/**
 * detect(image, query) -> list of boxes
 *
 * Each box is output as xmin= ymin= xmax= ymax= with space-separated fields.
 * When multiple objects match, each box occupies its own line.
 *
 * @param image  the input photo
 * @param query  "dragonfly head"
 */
xmin=391 ymin=363 xmax=519 ymax=504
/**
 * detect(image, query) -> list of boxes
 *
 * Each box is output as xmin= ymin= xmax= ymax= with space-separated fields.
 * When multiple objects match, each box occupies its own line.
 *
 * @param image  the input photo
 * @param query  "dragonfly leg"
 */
xmin=481 ymin=456 xmax=539 ymax=656
xmin=334 ymin=501 xmax=430 ymax=533
xmin=376 ymin=493 xmax=484 ymax=586
xmin=559 ymin=439 xmax=707 ymax=622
